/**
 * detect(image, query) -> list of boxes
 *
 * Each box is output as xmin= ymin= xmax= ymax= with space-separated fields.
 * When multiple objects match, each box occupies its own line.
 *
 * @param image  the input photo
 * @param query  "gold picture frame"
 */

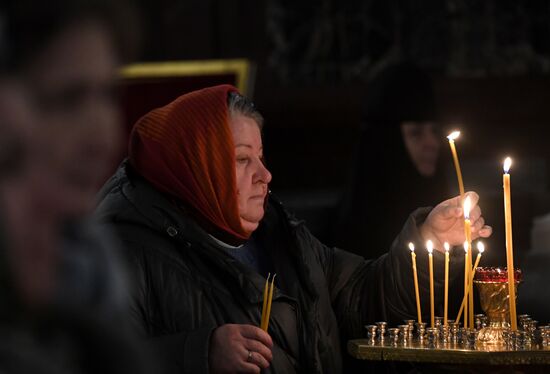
xmin=119 ymin=58 xmax=253 ymax=95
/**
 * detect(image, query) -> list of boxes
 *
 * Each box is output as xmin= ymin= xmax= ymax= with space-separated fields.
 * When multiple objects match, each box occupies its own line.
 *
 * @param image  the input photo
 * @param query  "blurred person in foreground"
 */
xmin=333 ymin=61 xmax=449 ymax=259
xmin=0 ymin=1 xmax=150 ymax=372
xmin=96 ymin=84 xmax=492 ymax=373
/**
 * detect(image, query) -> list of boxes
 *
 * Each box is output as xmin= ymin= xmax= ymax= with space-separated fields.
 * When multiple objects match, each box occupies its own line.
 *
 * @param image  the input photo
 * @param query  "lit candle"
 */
xmin=464 ymin=194 xmax=473 ymax=328
xmin=503 ymin=157 xmax=517 ymax=330
xmin=474 ymin=241 xmax=485 ymax=273
xmin=462 ymin=241 xmax=469 ymax=328
xmin=260 ymin=273 xmax=270 ymax=329
xmin=262 ymin=274 xmax=277 ymax=331
xmin=409 ymin=243 xmax=422 ymax=323
xmin=456 ymin=241 xmax=485 ymax=322
xmin=448 ymin=130 xmax=471 ymax=322
xmin=444 ymin=242 xmax=450 ymax=326
xmin=447 ymin=131 xmax=465 ymax=203
xmin=427 ymin=240 xmax=435 ymax=328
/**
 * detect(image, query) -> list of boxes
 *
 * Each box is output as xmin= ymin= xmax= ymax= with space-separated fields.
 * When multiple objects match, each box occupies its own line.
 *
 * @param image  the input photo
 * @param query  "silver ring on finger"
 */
xmin=247 ymin=350 xmax=253 ymax=362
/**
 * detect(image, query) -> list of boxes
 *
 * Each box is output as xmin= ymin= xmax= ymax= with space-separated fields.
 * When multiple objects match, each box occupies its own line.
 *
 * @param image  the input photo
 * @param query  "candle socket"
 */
xmin=375 ymin=322 xmax=387 ymax=341
xmin=404 ymin=319 xmax=415 ymax=340
xmin=416 ymin=322 xmax=427 ymax=342
xmin=508 ymin=331 xmax=519 ymax=350
xmin=365 ymin=325 xmax=377 ymax=344
xmin=527 ymin=320 xmax=538 ymax=344
xmin=459 ymin=327 xmax=467 ymax=344
xmin=475 ymin=314 xmax=485 ymax=330
xmin=465 ymin=328 xmax=478 ymax=347
xmin=515 ymin=331 xmax=527 ymax=350
xmin=434 ymin=316 xmax=443 ymax=332
xmin=449 ymin=322 xmax=460 ymax=343
xmin=441 ymin=325 xmax=450 ymax=343
xmin=520 ymin=317 xmax=532 ymax=331
xmin=389 ymin=328 xmax=400 ymax=346
xmin=426 ymin=327 xmax=439 ymax=347
xmin=481 ymin=315 xmax=489 ymax=329
xmin=541 ymin=326 xmax=550 ymax=346
xmin=398 ymin=324 xmax=409 ymax=344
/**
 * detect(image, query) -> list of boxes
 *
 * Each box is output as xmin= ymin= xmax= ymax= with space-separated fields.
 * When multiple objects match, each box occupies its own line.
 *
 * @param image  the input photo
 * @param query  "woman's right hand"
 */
xmin=209 ymin=324 xmax=273 ymax=373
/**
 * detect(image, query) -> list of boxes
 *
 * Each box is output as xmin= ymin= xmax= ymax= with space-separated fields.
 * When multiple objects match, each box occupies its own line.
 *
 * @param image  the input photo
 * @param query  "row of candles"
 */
xmin=409 ymin=131 xmax=517 ymax=330
xmin=408 ymin=235 xmax=484 ymax=329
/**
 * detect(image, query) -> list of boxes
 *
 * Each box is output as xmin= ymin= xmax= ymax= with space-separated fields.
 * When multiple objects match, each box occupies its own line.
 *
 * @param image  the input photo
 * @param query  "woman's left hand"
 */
xmin=420 ymin=191 xmax=492 ymax=252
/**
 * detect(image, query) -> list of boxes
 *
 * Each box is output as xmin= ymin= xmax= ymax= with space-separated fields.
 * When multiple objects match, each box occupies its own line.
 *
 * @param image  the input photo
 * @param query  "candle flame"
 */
xmin=463 ymin=241 xmax=469 ymax=253
xmin=447 ymin=131 xmax=460 ymax=141
xmin=463 ymin=195 xmax=471 ymax=219
xmin=427 ymin=240 xmax=434 ymax=254
xmin=477 ymin=241 xmax=485 ymax=254
xmin=408 ymin=242 xmax=415 ymax=252
xmin=444 ymin=242 xmax=450 ymax=252
xmin=504 ymin=157 xmax=512 ymax=173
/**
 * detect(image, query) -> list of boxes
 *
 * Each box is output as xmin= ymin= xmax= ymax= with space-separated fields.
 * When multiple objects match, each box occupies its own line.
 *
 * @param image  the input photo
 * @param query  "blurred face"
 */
xmin=0 ymin=82 xmax=58 ymax=308
xmin=229 ymin=114 xmax=272 ymax=234
xmin=401 ymin=122 xmax=440 ymax=177
xmin=25 ymin=21 xmax=121 ymax=215
xmin=0 ymin=81 xmax=36 ymax=176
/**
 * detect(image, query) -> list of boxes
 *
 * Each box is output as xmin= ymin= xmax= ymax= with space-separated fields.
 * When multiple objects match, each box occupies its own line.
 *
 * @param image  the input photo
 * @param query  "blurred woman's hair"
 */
xmin=0 ymin=0 xmax=139 ymax=73
xmin=228 ymin=92 xmax=264 ymax=129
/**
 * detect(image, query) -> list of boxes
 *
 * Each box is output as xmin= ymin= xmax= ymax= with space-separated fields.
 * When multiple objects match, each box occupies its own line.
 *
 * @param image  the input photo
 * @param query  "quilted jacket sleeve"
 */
xmin=301 ymin=208 xmax=464 ymax=339
xmin=120 ymin=239 xmax=214 ymax=374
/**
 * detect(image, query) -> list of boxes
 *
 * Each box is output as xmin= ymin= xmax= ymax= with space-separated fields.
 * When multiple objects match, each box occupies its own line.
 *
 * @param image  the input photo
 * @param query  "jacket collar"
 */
xmin=105 ymin=162 xmax=283 ymax=305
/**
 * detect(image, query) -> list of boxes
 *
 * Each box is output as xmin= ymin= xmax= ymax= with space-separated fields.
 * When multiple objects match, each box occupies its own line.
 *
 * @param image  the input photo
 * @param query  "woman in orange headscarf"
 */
xmin=97 ymin=84 xmax=491 ymax=373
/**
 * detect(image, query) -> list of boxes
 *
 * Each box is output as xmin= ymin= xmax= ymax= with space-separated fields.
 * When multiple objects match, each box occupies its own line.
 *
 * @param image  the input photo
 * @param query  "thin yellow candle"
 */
xmin=262 ymin=274 xmax=276 ymax=332
xmin=456 ymin=241 xmax=485 ymax=322
xmin=448 ymin=131 xmax=471 ymax=301
xmin=427 ymin=240 xmax=435 ymax=328
xmin=260 ymin=273 xmax=270 ymax=328
xmin=447 ymin=131 xmax=465 ymax=202
xmin=464 ymin=196 xmax=474 ymax=329
xmin=462 ymin=241 xmax=469 ymax=328
xmin=503 ymin=157 xmax=517 ymax=330
xmin=409 ymin=243 xmax=422 ymax=323
xmin=443 ymin=242 xmax=450 ymax=326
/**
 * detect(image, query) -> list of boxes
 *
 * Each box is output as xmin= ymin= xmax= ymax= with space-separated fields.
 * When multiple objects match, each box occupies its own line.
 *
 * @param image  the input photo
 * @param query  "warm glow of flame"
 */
xmin=504 ymin=157 xmax=512 ymax=173
xmin=444 ymin=242 xmax=450 ymax=252
xmin=427 ymin=240 xmax=434 ymax=254
xmin=477 ymin=241 xmax=485 ymax=253
xmin=447 ymin=131 xmax=460 ymax=141
xmin=408 ymin=242 xmax=415 ymax=252
xmin=463 ymin=241 xmax=469 ymax=253
xmin=463 ymin=195 xmax=471 ymax=219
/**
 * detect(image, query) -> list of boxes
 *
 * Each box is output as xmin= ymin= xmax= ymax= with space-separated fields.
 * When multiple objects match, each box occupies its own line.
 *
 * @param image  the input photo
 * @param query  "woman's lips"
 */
xmin=250 ymin=194 xmax=266 ymax=201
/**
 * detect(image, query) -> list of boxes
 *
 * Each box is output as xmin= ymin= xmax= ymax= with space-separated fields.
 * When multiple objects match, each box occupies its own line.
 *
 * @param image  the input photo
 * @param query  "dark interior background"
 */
xmin=127 ymin=0 xmax=550 ymax=267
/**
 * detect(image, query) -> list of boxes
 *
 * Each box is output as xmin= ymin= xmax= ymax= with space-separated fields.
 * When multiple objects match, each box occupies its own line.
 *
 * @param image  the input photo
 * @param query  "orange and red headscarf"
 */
xmin=129 ymin=84 xmax=250 ymax=242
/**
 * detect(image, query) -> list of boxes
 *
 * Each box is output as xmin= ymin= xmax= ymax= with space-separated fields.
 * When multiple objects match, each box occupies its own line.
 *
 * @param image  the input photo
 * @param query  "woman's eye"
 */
xmin=236 ymin=157 xmax=249 ymax=164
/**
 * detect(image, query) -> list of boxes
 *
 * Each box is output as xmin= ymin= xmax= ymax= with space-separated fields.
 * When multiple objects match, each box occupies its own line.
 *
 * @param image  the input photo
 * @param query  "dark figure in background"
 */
xmin=333 ymin=61 xmax=449 ymax=258
xmin=0 ymin=1 xmax=150 ymax=373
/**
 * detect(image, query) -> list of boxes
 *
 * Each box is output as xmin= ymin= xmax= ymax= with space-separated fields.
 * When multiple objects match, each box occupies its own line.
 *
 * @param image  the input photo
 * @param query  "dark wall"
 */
xmin=131 ymin=0 xmax=550 ymax=259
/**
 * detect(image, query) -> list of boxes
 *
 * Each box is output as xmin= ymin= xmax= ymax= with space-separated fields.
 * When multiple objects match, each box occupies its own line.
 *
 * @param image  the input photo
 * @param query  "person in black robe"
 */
xmin=333 ymin=61 xmax=450 ymax=258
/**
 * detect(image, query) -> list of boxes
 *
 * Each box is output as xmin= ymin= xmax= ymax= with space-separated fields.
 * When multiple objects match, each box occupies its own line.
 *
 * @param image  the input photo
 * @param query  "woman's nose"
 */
xmin=257 ymin=160 xmax=272 ymax=184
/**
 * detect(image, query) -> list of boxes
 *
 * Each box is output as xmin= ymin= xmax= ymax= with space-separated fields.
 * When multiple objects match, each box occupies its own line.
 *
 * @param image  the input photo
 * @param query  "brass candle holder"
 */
xmin=474 ymin=267 xmax=522 ymax=346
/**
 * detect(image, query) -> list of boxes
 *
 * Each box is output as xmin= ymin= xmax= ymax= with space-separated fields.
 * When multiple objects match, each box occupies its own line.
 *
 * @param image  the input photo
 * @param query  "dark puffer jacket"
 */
xmin=96 ymin=162 xmax=452 ymax=373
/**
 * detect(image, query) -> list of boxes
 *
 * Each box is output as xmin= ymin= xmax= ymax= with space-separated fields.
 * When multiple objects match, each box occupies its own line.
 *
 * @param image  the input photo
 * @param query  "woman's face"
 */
xmin=229 ymin=114 xmax=272 ymax=234
xmin=401 ymin=122 xmax=440 ymax=177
